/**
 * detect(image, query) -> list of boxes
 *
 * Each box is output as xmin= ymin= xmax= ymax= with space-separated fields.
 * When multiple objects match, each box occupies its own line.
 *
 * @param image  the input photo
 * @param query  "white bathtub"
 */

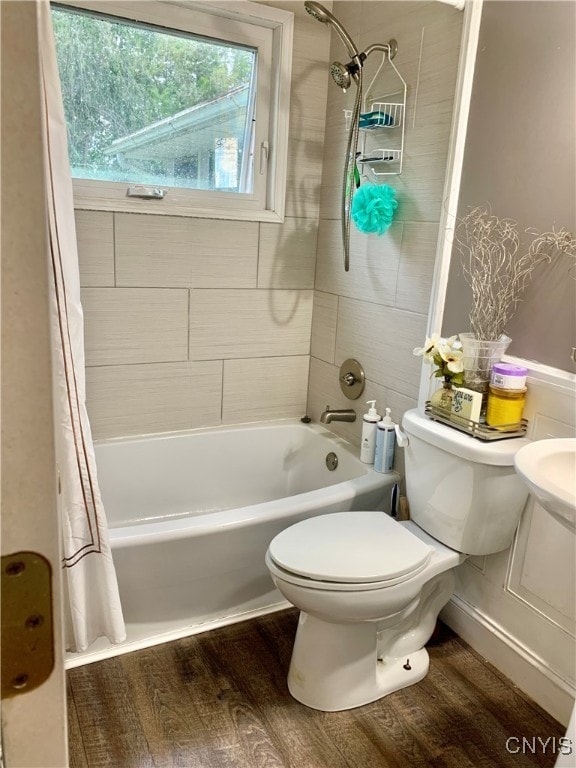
xmin=68 ymin=420 xmax=399 ymax=666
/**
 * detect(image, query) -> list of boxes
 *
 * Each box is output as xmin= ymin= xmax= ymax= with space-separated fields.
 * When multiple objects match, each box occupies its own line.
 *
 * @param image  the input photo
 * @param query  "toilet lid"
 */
xmin=268 ymin=511 xmax=432 ymax=584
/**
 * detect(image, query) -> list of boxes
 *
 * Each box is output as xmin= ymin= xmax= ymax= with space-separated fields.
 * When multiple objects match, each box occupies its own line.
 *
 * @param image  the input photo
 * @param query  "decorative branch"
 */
xmin=454 ymin=206 xmax=576 ymax=340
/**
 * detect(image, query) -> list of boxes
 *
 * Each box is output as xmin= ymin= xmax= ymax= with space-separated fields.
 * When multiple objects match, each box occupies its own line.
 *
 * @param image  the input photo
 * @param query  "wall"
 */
xmin=437 ymin=2 xmax=576 ymax=726
xmin=306 ymin=0 xmax=464 ymax=468
xmin=78 ymin=0 xmax=465 ymax=444
xmin=77 ymin=1 xmax=330 ymax=440
xmin=442 ymin=1 xmax=576 ymax=372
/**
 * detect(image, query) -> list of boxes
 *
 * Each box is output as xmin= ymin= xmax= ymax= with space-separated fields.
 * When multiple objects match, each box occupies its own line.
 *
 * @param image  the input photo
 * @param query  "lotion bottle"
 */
xmin=360 ymin=400 xmax=380 ymax=464
xmin=374 ymin=408 xmax=396 ymax=473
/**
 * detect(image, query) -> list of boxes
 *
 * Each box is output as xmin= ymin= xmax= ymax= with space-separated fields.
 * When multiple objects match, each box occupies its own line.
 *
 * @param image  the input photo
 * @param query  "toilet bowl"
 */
xmin=266 ymin=512 xmax=464 ymax=710
xmin=265 ymin=408 xmax=530 ymax=711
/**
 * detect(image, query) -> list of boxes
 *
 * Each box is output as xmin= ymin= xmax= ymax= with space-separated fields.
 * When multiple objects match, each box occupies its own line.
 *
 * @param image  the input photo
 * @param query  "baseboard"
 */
xmin=65 ymin=599 xmax=291 ymax=669
xmin=441 ymin=596 xmax=575 ymax=727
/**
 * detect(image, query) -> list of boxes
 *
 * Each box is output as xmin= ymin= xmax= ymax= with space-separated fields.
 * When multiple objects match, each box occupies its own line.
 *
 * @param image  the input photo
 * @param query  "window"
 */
xmin=52 ymin=1 xmax=293 ymax=221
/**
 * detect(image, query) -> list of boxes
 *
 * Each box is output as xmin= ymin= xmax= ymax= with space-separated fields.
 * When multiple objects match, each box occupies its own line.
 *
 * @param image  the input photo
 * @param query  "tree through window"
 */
xmin=52 ymin=5 xmax=257 ymax=192
xmin=50 ymin=0 xmax=293 ymax=222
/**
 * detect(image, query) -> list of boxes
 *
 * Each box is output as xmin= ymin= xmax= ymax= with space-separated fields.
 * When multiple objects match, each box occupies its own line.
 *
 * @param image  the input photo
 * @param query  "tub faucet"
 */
xmin=320 ymin=405 xmax=356 ymax=423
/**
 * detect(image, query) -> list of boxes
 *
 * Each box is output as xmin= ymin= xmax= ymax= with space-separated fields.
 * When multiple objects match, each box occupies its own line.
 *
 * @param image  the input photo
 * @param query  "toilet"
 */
xmin=265 ymin=408 xmax=530 ymax=711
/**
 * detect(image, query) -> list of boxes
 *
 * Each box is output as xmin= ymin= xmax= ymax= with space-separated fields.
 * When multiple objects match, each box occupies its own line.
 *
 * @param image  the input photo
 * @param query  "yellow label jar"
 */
xmin=486 ymin=385 xmax=527 ymax=427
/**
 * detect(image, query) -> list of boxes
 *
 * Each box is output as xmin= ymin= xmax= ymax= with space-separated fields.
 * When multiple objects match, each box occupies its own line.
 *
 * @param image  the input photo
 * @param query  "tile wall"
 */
xmin=307 ymin=1 xmax=463 ymax=459
xmin=78 ymin=1 xmax=463 ymax=444
xmin=77 ymin=2 xmax=330 ymax=440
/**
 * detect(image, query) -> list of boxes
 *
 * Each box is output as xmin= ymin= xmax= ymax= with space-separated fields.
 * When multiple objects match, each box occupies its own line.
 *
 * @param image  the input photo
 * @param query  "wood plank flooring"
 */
xmin=68 ymin=609 xmax=565 ymax=768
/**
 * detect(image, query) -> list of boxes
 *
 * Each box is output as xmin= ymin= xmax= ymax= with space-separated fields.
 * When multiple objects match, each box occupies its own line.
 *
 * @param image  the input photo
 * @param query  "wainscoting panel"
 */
xmin=507 ymin=501 xmax=576 ymax=634
xmin=442 ymin=364 xmax=576 ymax=726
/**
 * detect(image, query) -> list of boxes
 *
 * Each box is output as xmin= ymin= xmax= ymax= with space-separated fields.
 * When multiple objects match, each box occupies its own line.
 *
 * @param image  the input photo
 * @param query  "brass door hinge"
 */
xmin=1 ymin=552 xmax=54 ymax=699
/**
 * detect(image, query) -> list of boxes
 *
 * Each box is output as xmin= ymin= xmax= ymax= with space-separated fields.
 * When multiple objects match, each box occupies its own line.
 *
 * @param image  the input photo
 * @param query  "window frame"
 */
xmin=53 ymin=0 xmax=293 ymax=222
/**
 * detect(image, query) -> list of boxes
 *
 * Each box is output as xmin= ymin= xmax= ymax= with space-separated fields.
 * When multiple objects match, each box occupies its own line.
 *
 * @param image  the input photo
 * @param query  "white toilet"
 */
xmin=265 ymin=408 xmax=530 ymax=711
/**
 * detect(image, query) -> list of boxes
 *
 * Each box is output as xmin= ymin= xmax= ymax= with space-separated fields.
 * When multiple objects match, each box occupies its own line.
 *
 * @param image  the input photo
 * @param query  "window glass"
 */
xmin=50 ymin=0 xmax=292 ymax=222
xmin=52 ymin=6 xmax=257 ymax=193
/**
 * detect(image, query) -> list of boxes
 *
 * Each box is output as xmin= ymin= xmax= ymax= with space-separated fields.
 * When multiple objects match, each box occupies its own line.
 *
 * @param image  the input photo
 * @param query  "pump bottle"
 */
xmin=374 ymin=407 xmax=396 ymax=473
xmin=360 ymin=400 xmax=380 ymax=464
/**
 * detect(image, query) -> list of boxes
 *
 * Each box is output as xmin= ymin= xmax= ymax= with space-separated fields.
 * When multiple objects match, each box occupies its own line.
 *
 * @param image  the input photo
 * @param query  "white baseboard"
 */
xmin=65 ymin=599 xmax=290 ymax=669
xmin=441 ymin=596 xmax=575 ymax=727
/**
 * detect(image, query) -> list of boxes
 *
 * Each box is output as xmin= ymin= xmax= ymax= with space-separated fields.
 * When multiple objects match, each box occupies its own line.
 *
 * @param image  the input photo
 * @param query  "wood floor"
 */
xmin=68 ymin=609 xmax=564 ymax=768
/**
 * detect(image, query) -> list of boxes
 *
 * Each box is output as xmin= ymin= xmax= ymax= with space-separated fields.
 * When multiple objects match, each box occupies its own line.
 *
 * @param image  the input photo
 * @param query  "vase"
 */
xmin=430 ymin=379 xmax=454 ymax=413
xmin=459 ymin=333 xmax=512 ymax=412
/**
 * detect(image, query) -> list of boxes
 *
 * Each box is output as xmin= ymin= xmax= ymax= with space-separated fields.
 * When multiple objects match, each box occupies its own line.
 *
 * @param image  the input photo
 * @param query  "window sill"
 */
xmin=72 ymin=185 xmax=286 ymax=223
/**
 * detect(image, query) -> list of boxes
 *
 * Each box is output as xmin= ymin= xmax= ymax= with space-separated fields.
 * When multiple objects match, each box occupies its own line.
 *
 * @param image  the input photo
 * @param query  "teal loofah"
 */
xmin=351 ymin=183 xmax=398 ymax=235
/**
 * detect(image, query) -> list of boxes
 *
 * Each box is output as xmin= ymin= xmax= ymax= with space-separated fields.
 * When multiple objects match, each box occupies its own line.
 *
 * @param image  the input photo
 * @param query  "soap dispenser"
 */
xmin=360 ymin=400 xmax=380 ymax=464
xmin=374 ymin=407 xmax=396 ymax=473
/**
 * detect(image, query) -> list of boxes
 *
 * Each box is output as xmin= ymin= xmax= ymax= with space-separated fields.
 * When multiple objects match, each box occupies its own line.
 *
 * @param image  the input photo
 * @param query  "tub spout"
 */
xmin=320 ymin=406 xmax=356 ymax=424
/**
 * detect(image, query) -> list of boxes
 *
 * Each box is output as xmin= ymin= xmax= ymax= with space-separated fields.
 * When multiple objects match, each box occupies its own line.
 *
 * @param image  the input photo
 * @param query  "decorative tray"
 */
xmin=424 ymin=402 xmax=528 ymax=442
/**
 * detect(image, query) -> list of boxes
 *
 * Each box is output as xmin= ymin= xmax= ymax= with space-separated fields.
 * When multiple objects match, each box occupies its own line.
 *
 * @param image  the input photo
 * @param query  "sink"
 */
xmin=514 ymin=438 xmax=576 ymax=531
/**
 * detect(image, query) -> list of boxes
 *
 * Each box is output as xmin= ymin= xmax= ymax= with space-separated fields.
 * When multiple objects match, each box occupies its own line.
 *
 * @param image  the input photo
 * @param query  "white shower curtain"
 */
xmin=38 ymin=0 xmax=126 ymax=652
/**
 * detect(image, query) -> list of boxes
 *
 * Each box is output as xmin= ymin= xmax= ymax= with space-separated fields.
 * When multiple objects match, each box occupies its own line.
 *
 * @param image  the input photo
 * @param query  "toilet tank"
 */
xmin=402 ymin=409 xmax=530 ymax=555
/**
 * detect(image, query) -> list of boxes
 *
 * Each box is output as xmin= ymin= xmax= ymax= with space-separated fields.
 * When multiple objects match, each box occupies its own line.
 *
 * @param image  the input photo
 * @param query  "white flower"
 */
xmin=444 ymin=334 xmax=462 ymax=351
xmin=413 ymin=333 xmax=441 ymax=362
xmin=439 ymin=345 xmax=464 ymax=373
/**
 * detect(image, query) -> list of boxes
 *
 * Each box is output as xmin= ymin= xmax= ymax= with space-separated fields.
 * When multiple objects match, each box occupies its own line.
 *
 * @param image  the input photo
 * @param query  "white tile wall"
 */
xmin=391 ymin=149 xmax=455 ymax=222
xmin=285 ymin=117 xmax=328 ymax=219
xmin=306 ymin=355 xmax=417 ymax=465
xmin=77 ymin=2 xmax=461 ymax=443
xmin=222 ymin=356 xmax=310 ymax=424
xmin=86 ymin=361 xmax=222 ymax=439
xmin=82 ymin=288 xmax=189 ymax=366
xmin=258 ymin=218 xmax=317 ymax=289
xmin=78 ymin=3 xmax=331 ymax=439
xmin=335 ymin=296 xmax=426 ymax=400
xmin=115 ymin=214 xmax=259 ymax=289
xmin=395 ymin=222 xmax=439 ymax=313
xmin=189 ymin=289 xmax=313 ymax=360
xmin=307 ymin=356 xmax=359 ymax=445
xmin=75 ymin=211 xmax=114 ymax=287
xmin=269 ymin=0 xmax=331 ymax=220
xmin=315 ymin=219 xmax=403 ymax=306
xmin=308 ymin=0 xmax=463 ymax=455
xmin=310 ymin=291 xmax=338 ymax=363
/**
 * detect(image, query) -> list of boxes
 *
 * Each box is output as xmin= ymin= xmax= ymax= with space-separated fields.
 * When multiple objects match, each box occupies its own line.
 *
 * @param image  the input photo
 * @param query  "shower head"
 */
xmin=304 ymin=1 xmax=360 ymax=60
xmin=330 ymin=61 xmax=353 ymax=91
xmin=304 ymin=0 xmax=332 ymax=23
xmin=330 ymin=54 xmax=366 ymax=91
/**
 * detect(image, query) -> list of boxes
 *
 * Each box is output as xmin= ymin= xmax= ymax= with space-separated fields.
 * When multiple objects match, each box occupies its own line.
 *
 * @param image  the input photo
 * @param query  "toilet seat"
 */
xmin=267 ymin=511 xmax=432 ymax=591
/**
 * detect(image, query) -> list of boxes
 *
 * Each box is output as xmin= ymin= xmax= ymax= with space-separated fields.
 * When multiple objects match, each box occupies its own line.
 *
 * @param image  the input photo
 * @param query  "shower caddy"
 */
xmin=344 ymin=53 xmax=407 ymax=177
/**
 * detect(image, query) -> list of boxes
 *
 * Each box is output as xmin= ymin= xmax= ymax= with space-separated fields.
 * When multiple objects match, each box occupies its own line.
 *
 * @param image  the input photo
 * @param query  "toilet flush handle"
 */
xmin=395 ymin=425 xmax=409 ymax=448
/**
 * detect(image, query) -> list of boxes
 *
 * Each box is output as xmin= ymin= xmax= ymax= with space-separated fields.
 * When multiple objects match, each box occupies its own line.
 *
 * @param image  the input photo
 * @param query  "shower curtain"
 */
xmin=38 ymin=0 xmax=126 ymax=652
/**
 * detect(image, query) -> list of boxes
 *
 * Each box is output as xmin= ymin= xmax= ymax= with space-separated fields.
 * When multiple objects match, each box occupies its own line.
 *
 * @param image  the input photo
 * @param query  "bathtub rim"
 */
xmin=109 ymin=471 xmax=400 ymax=547
xmin=93 ymin=416 xmax=356 ymax=448
xmin=97 ymin=418 xmax=400 ymax=547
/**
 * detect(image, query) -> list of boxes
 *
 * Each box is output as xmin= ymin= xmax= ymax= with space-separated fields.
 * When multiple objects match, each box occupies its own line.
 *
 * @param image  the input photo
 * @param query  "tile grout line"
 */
xmin=113 ymin=211 xmax=117 ymax=287
xmin=220 ymin=359 xmax=225 ymax=423
xmin=187 ymin=288 xmax=191 ymax=363
xmin=412 ymin=26 xmax=426 ymax=129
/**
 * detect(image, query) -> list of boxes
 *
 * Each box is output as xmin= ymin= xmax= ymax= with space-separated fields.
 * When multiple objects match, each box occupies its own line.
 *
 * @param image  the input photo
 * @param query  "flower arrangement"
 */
xmin=453 ymin=205 xmax=576 ymax=341
xmin=413 ymin=334 xmax=464 ymax=386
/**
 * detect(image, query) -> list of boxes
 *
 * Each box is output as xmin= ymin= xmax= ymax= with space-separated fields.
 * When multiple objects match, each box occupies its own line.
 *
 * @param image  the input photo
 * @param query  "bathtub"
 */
xmin=68 ymin=420 xmax=399 ymax=665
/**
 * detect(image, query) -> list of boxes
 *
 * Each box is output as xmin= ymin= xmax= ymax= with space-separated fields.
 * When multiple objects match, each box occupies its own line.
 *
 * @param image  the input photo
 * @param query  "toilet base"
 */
xmin=287 ymin=612 xmax=430 ymax=711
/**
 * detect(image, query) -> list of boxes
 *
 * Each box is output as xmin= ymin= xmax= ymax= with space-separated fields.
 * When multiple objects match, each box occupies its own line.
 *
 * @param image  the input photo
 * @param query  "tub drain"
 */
xmin=326 ymin=452 xmax=338 ymax=471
